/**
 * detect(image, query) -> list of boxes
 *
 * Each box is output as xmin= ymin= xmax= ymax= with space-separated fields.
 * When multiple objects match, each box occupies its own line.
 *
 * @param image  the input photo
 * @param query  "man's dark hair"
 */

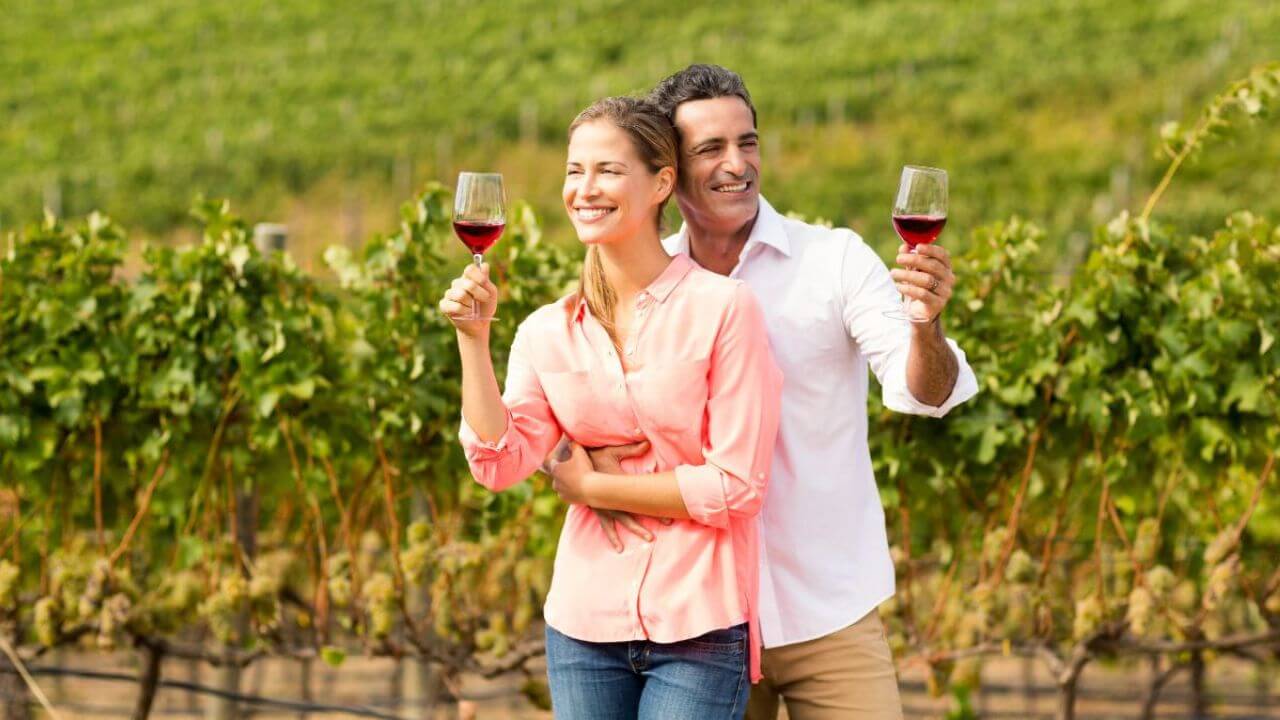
xmin=648 ymin=64 xmax=757 ymax=127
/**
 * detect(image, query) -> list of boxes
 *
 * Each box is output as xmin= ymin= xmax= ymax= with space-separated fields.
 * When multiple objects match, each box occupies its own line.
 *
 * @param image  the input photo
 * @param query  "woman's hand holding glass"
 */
xmin=438 ymin=262 xmax=498 ymax=336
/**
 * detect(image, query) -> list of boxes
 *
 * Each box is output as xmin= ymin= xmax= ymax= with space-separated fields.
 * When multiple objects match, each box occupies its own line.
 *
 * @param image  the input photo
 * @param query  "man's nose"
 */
xmin=721 ymin=146 xmax=748 ymax=177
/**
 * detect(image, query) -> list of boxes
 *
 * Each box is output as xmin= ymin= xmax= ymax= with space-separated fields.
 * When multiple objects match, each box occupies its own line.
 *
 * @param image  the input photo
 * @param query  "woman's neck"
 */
xmin=595 ymin=228 xmax=672 ymax=303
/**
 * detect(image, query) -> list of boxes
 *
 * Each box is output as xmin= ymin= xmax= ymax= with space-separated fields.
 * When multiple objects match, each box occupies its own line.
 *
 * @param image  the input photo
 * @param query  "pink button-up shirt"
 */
xmin=459 ymin=253 xmax=782 ymax=682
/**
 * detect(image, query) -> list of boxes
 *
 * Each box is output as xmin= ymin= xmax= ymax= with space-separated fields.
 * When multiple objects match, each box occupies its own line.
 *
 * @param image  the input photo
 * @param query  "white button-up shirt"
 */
xmin=664 ymin=197 xmax=979 ymax=648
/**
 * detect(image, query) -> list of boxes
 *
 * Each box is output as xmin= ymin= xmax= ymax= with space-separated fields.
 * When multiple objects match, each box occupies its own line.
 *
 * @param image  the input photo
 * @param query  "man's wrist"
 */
xmin=911 ymin=313 xmax=945 ymax=341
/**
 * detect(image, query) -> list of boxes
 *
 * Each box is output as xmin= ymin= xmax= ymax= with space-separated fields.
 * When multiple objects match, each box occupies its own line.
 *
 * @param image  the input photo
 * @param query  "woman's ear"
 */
xmin=655 ymin=166 xmax=677 ymax=203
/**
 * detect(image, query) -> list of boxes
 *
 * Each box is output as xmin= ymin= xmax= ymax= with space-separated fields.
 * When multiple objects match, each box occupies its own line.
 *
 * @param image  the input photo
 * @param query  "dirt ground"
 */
xmin=13 ymin=650 xmax=1279 ymax=719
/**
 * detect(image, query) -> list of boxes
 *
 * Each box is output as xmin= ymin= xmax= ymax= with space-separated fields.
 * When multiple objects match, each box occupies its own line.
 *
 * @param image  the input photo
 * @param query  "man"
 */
xmin=555 ymin=65 xmax=978 ymax=718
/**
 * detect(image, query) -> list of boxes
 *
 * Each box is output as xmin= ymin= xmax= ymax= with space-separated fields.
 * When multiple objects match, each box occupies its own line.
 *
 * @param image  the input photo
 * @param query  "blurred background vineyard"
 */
xmin=3 ymin=0 xmax=1280 ymax=264
xmin=3 ymin=2 xmax=1280 ymax=720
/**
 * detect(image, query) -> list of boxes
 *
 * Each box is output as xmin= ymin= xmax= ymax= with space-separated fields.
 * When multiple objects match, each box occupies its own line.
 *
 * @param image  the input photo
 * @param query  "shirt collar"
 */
xmin=571 ymin=253 xmax=695 ymax=323
xmin=667 ymin=196 xmax=791 ymax=260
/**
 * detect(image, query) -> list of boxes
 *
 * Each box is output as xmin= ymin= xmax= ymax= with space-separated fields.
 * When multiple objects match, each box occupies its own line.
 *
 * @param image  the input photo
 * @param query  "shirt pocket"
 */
xmin=538 ymin=369 xmax=613 ymax=442
xmin=769 ymin=299 xmax=844 ymax=369
xmin=630 ymin=358 xmax=711 ymax=435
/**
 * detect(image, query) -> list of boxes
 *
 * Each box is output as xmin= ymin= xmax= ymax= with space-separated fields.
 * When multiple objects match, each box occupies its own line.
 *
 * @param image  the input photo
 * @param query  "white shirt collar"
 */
xmin=666 ymin=196 xmax=792 ymax=259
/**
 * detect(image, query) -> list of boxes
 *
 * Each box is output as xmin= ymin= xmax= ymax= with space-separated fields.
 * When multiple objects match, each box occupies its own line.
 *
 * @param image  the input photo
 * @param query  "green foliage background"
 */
xmin=3 ymin=0 xmax=1280 ymax=262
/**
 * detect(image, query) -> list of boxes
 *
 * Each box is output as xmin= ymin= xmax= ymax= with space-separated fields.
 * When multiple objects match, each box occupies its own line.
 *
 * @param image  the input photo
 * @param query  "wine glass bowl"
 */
xmin=884 ymin=165 xmax=947 ymax=322
xmin=453 ymin=172 xmax=506 ymax=320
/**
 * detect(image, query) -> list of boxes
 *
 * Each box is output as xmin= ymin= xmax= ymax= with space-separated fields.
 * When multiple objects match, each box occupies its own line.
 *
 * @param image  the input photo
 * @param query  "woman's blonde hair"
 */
xmin=566 ymin=97 xmax=679 ymax=347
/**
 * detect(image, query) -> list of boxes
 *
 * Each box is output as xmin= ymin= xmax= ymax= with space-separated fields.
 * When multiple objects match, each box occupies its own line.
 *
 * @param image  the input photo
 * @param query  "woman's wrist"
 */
xmin=456 ymin=324 xmax=491 ymax=344
xmin=581 ymin=470 xmax=610 ymax=507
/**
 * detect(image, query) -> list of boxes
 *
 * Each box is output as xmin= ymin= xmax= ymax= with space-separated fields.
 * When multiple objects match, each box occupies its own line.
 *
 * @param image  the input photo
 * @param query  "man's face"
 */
xmin=672 ymin=97 xmax=761 ymax=236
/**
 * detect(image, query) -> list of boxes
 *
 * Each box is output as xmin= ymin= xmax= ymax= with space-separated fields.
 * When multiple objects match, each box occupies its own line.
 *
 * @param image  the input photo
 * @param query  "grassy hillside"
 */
xmin=2 ymin=0 xmax=1278 ymax=264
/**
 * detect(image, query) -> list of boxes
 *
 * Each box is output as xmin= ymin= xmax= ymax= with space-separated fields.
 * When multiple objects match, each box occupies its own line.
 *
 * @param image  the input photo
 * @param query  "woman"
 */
xmin=438 ymin=96 xmax=782 ymax=719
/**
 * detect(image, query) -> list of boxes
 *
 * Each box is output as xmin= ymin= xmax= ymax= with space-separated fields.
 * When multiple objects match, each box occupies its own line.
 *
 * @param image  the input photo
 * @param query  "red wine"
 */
xmin=453 ymin=220 xmax=504 ymax=255
xmin=892 ymin=214 xmax=947 ymax=248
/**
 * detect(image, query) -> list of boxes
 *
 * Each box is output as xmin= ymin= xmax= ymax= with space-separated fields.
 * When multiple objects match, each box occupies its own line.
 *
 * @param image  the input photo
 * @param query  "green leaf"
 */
xmin=320 ymin=646 xmax=346 ymax=667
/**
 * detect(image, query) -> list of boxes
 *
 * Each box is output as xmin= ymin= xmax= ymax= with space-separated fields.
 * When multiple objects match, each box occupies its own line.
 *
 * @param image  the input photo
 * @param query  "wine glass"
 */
xmin=453 ymin=172 xmax=506 ymax=320
xmin=883 ymin=165 xmax=948 ymax=323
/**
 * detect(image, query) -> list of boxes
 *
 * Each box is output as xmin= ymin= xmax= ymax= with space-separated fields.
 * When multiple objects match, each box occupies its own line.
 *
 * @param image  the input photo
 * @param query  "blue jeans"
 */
xmin=545 ymin=623 xmax=750 ymax=720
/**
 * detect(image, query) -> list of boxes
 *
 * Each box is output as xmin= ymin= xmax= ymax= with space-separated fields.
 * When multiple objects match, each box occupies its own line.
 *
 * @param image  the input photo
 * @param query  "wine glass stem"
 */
xmin=900 ymin=246 xmax=916 ymax=320
xmin=471 ymin=254 xmax=484 ymax=320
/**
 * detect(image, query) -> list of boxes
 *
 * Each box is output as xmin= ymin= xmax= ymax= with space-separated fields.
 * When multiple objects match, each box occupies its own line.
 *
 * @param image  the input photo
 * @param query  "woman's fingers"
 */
xmin=449 ymin=277 xmax=493 ymax=304
xmin=440 ymin=262 xmax=499 ymax=329
xmin=438 ymin=297 xmax=471 ymax=317
xmin=463 ymin=262 xmax=496 ymax=289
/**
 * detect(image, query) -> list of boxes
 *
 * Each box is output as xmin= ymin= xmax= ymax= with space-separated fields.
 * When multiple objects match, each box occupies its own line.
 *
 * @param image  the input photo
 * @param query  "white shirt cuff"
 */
xmin=884 ymin=338 xmax=979 ymax=418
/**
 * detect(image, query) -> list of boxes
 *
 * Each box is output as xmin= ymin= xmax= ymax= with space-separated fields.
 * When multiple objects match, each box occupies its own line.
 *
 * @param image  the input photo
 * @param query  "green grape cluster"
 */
xmin=33 ymin=596 xmax=59 ymax=647
xmin=198 ymin=575 xmax=249 ymax=645
xmin=1203 ymin=530 xmax=1236 ymax=567
xmin=981 ymin=527 xmax=1010 ymax=569
xmin=1202 ymin=556 xmax=1239 ymax=611
xmin=1265 ymin=584 xmax=1280 ymax=615
xmin=1125 ymin=586 xmax=1154 ymax=637
xmin=402 ymin=520 xmax=436 ymax=586
xmin=326 ymin=553 xmax=353 ymax=611
xmin=361 ymin=572 xmax=397 ymax=638
xmin=247 ymin=549 xmax=296 ymax=633
xmin=1005 ymin=548 xmax=1035 ymax=583
xmin=96 ymin=593 xmax=133 ymax=649
xmin=1072 ymin=595 xmax=1105 ymax=642
xmin=1132 ymin=519 xmax=1161 ymax=565
xmin=144 ymin=570 xmax=204 ymax=634
xmin=0 ymin=560 xmax=18 ymax=611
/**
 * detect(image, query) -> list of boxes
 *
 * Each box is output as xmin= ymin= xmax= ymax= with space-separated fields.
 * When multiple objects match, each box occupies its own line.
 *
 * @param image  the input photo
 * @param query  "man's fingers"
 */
xmin=615 ymin=513 xmax=654 ymax=542
xmin=915 ymin=243 xmax=952 ymax=265
xmin=896 ymin=283 xmax=939 ymax=301
xmin=614 ymin=440 xmax=651 ymax=459
xmin=890 ymin=269 xmax=938 ymax=289
xmin=595 ymin=510 xmax=624 ymax=553
xmin=896 ymin=253 xmax=951 ymax=277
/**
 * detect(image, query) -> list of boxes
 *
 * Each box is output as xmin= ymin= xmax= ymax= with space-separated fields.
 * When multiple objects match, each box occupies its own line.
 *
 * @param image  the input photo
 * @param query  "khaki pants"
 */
xmin=745 ymin=610 xmax=904 ymax=720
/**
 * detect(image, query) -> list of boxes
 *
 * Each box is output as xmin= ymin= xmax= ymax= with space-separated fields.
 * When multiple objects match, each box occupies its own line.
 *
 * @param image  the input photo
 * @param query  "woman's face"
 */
xmin=563 ymin=119 xmax=673 ymax=247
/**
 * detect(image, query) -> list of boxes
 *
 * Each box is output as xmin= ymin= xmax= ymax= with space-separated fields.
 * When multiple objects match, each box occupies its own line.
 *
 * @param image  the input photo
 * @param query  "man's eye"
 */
xmin=567 ymin=169 xmax=582 ymax=176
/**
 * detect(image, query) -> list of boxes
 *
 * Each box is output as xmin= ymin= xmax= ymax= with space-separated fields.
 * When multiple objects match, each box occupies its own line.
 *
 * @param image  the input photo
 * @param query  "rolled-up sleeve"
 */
xmin=675 ymin=283 xmax=784 ymax=528
xmin=840 ymin=236 xmax=978 ymax=417
xmin=458 ymin=323 xmax=563 ymax=492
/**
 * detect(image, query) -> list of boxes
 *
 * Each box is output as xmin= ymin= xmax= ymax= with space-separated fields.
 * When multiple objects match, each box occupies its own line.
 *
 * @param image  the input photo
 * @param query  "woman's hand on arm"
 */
xmin=548 ymin=442 xmax=692 ymax=521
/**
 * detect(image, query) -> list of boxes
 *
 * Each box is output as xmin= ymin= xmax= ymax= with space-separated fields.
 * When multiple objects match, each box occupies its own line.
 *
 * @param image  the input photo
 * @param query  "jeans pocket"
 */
xmin=684 ymin=624 xmax=747 ymax=655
